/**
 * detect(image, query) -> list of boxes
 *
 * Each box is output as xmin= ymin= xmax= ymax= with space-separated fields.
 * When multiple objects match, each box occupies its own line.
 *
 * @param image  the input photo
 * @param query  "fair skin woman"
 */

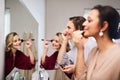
xmin=72 ymin=5 xmax=120 ymax=80
xmin=5 ymin=32 xmax=35 ymax=77
xmin=11 ymin=34 xmax=35 ymax=64
xmin=41 ymin=34 xmax=61 ymax=65
xmin=41 ymin=32 xmax=70 ymax=69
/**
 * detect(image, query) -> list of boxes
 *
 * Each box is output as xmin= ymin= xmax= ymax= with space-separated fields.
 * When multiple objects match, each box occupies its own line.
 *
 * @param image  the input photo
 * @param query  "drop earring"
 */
xmin=99 ymin=31 xmax=103 ymax=37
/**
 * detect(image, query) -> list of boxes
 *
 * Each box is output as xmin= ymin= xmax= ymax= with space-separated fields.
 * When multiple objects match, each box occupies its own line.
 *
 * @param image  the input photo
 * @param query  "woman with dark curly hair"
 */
xmin=73 ymin=5 xmax=120 ymax=80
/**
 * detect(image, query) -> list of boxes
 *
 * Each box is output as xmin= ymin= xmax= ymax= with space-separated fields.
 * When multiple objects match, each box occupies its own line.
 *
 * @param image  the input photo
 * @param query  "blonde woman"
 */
xmin=4 ymin=32 xmax=36 ymax=78
xmin=40 ymin=32 xmax=70 ymax=70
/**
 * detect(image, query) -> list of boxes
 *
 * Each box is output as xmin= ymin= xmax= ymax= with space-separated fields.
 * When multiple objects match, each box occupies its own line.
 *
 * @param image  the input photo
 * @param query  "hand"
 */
xmin=61 ymin=33 xmax=68 ymax=43
xmin=25 ymin=39 xmax=32 ymax=48
xmin=72 ymin=30 xmax=84 ymax=48
xmin=60 ymin=65 xmax=75 ymax=74
xmin=62 ymin=30 xmax=69 ymax=40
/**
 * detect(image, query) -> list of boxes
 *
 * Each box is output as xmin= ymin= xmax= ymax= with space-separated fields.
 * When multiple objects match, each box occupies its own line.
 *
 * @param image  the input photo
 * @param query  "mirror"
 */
xmin=5 ymin=0 xmax=38 ymax=80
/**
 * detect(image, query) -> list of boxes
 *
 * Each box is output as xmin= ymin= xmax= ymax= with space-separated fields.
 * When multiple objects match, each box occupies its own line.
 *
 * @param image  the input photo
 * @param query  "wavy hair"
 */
xmin=5 ymin=32 xmax=18 ymax=52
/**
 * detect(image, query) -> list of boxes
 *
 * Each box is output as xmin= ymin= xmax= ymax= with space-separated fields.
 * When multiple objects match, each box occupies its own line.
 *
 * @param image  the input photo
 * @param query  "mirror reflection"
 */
xmin=5 ymin=0 xmax=38 ymax=80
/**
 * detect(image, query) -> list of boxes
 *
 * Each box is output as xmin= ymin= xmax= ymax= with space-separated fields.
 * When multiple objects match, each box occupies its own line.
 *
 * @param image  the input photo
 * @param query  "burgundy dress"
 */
xmin=5 ymin=50 xmax=35 ymax=77
xmin=40 ymin=51 xmax=58 ymax=70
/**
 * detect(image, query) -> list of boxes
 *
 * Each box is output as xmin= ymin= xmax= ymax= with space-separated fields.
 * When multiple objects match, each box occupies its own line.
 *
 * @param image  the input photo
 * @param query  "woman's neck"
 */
xmin=11 ymin=48 xmax=17 ymax=56
xmin=96 ymin=36 xmax=115 ymax=53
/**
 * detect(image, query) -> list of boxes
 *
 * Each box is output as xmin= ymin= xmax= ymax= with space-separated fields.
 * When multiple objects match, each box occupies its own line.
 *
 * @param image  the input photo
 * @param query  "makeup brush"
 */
xmin=21 ymin=39 xmax=35 ymax=42
xmin=41 ymin=39 xmax=53 ymax=42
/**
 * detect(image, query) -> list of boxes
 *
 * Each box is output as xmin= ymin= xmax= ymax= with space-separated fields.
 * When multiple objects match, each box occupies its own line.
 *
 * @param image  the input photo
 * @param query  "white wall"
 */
xmin=6 ymin=0 xmax=38 ymax=39
xmin=46 ymin=0 xmax=120 ymax=39
xmin=0 ymin=0 xmax=5 ymax=79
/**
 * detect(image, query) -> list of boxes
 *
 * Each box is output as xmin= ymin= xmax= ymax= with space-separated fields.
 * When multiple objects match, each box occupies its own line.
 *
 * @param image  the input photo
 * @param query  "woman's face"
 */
xmin=11 ymin=35 xmax=22 ymax=50
xmin=83 ymin=9 xmax=101 ymax=38
xmin=52 ymin=36 xmax=61 ymax=50
xmin=65 ymin=21 xmax=76 ymax=39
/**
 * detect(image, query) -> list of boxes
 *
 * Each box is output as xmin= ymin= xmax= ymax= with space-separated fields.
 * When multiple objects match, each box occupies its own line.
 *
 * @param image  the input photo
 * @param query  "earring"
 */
xmin=99 ymin=31 xmax=103 ymax=37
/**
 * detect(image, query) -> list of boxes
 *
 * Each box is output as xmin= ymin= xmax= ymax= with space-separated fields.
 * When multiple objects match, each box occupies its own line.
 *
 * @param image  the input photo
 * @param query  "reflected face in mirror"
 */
xmin=5 ymin=0 xmax=38 ymax=80
xmin=12 ymin=35 xmax=22 ymax=50
xmin=6 ymin=32 xmax=22 ymax=52
xmin=51 ymin=36 xmax=61 ymax=50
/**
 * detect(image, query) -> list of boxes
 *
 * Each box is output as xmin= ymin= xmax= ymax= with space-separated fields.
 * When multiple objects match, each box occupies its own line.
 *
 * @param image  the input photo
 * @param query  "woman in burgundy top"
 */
xmin=4 ymin=32 xmax=36 ymax=77
xmin=40 ymin=32 xmax=70 ymax=70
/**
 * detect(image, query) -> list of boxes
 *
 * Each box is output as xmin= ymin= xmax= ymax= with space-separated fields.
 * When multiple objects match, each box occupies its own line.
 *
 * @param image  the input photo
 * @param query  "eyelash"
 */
xmin=67 ymin=26 xmax=71 ymax=29
xmin=52 ymin=40 xmax=59 ymax=43
xmin=88 ymin=19 xmax=92 ymax=22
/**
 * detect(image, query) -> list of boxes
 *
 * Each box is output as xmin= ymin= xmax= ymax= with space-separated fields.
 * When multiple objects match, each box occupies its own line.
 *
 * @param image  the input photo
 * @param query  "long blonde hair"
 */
xmin=5 ymin=32 xmax=18 ymax=52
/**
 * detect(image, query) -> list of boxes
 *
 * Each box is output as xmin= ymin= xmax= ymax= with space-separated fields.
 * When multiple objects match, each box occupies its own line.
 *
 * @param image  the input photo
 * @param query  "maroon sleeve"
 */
xmin=40 ymin=51 xmax=58 ymax=70
xmin=15 ymin=50 xmax=36 ymax=70
xmin=5 ymin=51 xmax=14 ymax=77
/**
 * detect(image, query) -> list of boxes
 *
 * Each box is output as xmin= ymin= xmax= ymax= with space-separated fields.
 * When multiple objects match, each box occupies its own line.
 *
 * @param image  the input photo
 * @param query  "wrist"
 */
xmin=77 ymin=45 xmax=84 ymax=51
xmin=63 ymin=39 xmax=68 ymax=44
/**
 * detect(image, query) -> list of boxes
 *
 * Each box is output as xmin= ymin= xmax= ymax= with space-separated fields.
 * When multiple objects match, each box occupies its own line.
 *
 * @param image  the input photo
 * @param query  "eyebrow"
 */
xmin=53 ymin=39 xmax=59 ymax=42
